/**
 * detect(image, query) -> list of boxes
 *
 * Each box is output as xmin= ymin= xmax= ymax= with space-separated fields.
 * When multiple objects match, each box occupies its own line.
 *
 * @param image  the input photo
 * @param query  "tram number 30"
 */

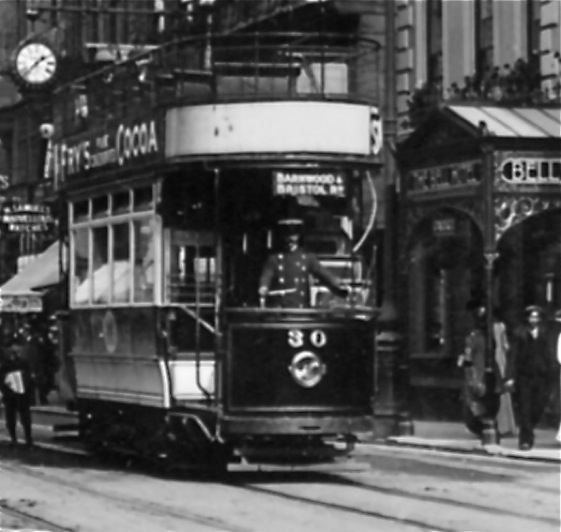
xmin=287 ymin=329 xmax=327 ymax=349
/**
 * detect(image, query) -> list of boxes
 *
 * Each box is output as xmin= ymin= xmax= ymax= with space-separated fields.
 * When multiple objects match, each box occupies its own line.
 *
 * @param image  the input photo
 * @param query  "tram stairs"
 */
xmin=0 ymin=403 xmax=79 ymax=439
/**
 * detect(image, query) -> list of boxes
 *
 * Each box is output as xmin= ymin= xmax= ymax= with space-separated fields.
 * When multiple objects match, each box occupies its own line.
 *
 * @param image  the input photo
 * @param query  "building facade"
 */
xmin=393 ymin=0 xmax=561 ymax=422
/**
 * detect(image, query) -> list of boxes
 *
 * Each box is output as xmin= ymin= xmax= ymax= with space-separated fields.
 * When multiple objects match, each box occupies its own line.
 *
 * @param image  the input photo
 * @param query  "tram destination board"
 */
xmin=272 ymin=170 xmax=347 ymax=198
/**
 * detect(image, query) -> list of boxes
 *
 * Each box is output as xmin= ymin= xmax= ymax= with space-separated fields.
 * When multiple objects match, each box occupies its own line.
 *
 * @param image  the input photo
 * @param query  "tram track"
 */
xmin=0 ymin=458 xmax=255 ymax=532
xmin=1 ymin=440 xmax=557 ymax=532
xmin=228 ymin=466 xmax=559 ymax=532
xmin=0 ymin=501 xmax=75 ymax=532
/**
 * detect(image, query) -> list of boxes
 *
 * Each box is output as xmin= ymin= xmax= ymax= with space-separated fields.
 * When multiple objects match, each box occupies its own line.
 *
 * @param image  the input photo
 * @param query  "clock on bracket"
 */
xmin=11 ymin=39 xmax=58 ymax=90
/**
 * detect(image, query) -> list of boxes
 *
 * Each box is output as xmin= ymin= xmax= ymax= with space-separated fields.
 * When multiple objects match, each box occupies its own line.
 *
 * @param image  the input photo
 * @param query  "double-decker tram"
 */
xmin=51 ymin=31 xmax=382 ymax=470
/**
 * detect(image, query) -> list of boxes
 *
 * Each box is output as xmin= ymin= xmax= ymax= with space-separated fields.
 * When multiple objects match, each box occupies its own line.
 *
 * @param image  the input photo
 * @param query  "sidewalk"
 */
xmin=384 ymin=420 xmax=561 ymax=463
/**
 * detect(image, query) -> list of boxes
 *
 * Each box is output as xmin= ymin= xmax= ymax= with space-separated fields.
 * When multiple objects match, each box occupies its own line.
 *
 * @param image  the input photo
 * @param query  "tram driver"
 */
xmin=258 ymin=218 xmax=350 ymax=308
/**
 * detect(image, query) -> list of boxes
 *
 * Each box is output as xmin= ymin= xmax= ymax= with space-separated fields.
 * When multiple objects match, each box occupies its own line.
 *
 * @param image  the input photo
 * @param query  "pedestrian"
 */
xmin=505 ymin=305 xmax=557 ymax=450
xmin=0 ymin=341 xmax=34 ymax=448
xmin=550 ymin=310 xmax=561 ymax=444
xmin=457 ymin=303 xmax=502 ymax=439
xmin=21 ymin=323 xmax=55 ymax=405
xmin=493 ymin=309 xmax=517 ymax=436
xmin=258 ymin=218 xmax=350 ymax=308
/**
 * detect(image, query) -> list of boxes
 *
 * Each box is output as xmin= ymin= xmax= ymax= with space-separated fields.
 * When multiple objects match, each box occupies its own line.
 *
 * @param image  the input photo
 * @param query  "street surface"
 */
xmin=0 ymin=434 xmax=559 ymax=532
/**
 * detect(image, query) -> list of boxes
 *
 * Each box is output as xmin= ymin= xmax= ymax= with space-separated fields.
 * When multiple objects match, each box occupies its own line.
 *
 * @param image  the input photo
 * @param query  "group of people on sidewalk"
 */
xmin=458 ymin=303 xmax=561 ymax=451
xmin=0 ymin=316 xmax=60 ymax=448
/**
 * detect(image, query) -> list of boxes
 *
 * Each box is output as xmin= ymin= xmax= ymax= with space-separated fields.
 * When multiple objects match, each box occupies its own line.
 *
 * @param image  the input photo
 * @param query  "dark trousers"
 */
xmin=517 ymin=376 xmax=550 ymax=446
xmin=2 ymin=393 xmax=33 ymax=445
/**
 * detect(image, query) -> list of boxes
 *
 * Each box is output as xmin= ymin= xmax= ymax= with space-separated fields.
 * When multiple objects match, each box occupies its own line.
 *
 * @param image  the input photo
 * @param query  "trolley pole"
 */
xmin=481 ymin=140 xmax=500 ymax=445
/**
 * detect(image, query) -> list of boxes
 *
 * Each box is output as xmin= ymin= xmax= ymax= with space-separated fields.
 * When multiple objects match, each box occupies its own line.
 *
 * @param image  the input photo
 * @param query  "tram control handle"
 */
xmin=258 ymin=286 xmax=354 ymax=308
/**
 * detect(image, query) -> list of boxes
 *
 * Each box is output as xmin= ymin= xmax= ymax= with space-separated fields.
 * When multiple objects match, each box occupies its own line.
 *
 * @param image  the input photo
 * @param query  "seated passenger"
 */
xmin=258 ymin=218 xmax=350 ymax=308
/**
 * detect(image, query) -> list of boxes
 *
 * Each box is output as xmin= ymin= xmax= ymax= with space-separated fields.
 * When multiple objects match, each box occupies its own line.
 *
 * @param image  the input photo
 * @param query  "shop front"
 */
xmin=398 ymin=105 xmax=561 ymax=421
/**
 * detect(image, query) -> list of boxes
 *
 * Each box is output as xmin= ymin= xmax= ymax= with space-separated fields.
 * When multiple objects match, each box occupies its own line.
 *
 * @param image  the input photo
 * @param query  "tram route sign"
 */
xmin=272 ymin=170 xmax=347 ymax=198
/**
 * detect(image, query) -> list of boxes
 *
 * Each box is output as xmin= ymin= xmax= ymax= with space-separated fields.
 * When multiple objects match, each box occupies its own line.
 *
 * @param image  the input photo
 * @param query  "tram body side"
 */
xmin=64 ymin=305 xmax=375 ymax=464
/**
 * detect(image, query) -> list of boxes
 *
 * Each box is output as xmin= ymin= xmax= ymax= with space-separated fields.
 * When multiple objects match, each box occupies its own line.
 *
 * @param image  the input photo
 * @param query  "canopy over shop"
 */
xmin=0 ymin=240 xmax=63 ymax=314
xmin=397 ymin=104 xmax=561 ymax=420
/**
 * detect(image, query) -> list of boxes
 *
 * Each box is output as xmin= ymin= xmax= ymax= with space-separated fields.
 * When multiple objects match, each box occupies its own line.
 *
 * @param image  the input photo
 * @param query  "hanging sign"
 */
xmin=272 ymin=170 xmax=347 ymax=198
xmin=0 ymin=202 xmax=54 ymax=233
xmin=500 ymin=158 xmax=561 ymax=185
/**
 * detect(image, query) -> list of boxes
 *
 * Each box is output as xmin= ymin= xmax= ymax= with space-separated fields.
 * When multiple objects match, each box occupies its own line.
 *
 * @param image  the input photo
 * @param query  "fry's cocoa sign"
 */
xmin=50 ymin=118 xmax=161 ymax=186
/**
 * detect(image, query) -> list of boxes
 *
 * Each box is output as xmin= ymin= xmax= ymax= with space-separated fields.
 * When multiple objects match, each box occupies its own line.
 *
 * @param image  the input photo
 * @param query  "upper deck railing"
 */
xmin=53 ymin=30 xmax=381 ymax=137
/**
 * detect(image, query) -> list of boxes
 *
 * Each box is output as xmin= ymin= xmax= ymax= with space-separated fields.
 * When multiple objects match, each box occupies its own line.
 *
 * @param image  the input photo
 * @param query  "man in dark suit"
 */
xmin=0 ymin=342 xmax=34 ymax=447
xmin=505 ymin=305 xmax=557 ymax=450
xmin=258 ymin=218 xmax=349 ymax=308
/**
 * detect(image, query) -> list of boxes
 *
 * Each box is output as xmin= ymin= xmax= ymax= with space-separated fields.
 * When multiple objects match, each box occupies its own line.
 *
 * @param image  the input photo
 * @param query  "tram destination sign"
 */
xmin=500 ymin=157 xmax=561 ymax=185
xmin=272 ymin=170 xmax=347 ymax=198
xmin=49 ymin=117 xmax=161 ymax=186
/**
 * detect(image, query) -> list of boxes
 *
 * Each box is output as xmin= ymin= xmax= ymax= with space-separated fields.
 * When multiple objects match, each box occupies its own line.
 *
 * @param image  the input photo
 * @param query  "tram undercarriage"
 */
xmin=77 ymin=398 xmax=370 ymax=470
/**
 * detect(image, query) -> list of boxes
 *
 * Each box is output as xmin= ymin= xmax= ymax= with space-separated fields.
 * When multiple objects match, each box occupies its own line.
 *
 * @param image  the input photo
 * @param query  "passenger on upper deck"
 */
xmin=258 ymin=218 xmax=350 ymax=309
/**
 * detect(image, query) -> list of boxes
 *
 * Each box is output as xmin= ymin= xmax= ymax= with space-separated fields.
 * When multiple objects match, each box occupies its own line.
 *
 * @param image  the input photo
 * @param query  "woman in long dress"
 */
xmin=494 ymin=319 xmax=517 ymax=436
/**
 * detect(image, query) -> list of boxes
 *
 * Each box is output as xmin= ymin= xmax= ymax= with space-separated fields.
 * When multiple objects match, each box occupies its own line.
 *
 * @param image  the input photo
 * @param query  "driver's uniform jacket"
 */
xmin=259 ymin=249 xmax=345 ymax=308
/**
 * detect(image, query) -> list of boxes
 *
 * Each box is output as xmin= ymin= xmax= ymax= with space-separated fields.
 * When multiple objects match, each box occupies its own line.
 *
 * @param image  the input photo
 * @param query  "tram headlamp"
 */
xmin=288 ymin=351 xmax=326 ymax=388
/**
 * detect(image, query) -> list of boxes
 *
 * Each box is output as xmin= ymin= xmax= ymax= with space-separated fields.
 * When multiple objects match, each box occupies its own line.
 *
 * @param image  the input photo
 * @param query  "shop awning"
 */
xmin=446 ymin=105 xmax=561 ymax=138
xmin=0 ymin=241 xmax=62 ymax=313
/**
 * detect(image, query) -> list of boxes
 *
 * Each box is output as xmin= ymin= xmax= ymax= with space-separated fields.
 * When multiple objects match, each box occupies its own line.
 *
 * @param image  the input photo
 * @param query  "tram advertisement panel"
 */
xmin=49 ymin=114 xmax=165 ymax=187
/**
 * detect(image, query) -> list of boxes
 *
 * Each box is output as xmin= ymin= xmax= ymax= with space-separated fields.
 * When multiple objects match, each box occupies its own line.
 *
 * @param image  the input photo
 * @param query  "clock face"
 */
xmin=14 ymin=42 xmax=57 ymax=86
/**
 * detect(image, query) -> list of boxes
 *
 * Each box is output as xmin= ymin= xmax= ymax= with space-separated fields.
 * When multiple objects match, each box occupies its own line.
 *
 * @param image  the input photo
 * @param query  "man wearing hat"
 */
xmin=0 ymin=341 xmax=34 ymax=447
xmin=505 ymin=305 xmax=557 ymax=450
xmin=258 ymin=218 xmax=350 ymax=308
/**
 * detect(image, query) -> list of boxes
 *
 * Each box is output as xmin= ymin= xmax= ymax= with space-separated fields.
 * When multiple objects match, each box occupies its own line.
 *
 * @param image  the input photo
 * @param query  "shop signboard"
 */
xmin=0 ymin=202 xmax=54 ymax=233
xmin=0 ymin=293 xmax=43 ymax=313
xmin=499 ymin=157 xmax=561 ymax=185
xmin=406 ymin=160 xmax=482 ymax=194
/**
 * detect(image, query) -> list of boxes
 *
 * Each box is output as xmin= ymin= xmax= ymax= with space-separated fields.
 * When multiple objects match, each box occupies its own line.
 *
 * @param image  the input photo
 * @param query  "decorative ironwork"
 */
xmin=495 ymin=195 xmax=561 ymax=240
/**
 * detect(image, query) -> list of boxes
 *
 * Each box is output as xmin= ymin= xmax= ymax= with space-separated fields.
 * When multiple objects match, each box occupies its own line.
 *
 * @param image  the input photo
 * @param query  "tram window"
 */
xmin=72 ymin=200 xmax=89 ymax=223
xmin=73 ymin=228 xmax=90 ymax=305
xmin=133 ymin=219 xmax=155 ymax=302
xmin=92 ymin=226 xmax=110 ymax=303
xmin=133 ymin=186 xmax=153 ymax=212
xmin=111 ymin=191 xmax=131 ymax=215
xmin=113 ymin=223 xmax=131 ymax=302
xmin=168 ymin=230 xmax=215 ymax=304
xmin=92 ymin=195 xmax=109 ymax=219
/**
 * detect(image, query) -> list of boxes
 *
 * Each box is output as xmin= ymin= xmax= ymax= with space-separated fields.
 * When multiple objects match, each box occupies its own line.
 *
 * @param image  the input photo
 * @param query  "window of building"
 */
xmin=526 ymin=0 xmax=541 ymax=74
xmin=475 ymin=0 xmax=494 ymax=81
xmin=426 ymin=0 xmax=443 ymax=87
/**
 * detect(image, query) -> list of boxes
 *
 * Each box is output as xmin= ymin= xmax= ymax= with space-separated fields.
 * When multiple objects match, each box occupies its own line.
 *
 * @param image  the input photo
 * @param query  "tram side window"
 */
xmin=113 ymin=223 xmax=131 ymax=302
xmin=133 ymin=219 xmax=155 ymax=302
xmin=73 ymin=228 xmax=90 ymax=304
xmin=92 ymin=226 xmax=110 ymax=303
xmin=168 ymin=230 xmax=215 ymax=304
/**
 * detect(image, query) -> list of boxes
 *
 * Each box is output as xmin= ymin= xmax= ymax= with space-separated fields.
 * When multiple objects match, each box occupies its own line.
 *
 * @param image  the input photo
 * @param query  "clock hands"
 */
xmin=21 ymin=55 xmax=55 ymax=77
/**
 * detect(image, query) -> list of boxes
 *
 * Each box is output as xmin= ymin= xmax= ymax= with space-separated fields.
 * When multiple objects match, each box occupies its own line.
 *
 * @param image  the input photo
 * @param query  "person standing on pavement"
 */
xmin=0 ymin=341 xmax=34 ymax=448
xmin=493 ymin=308 xmax=517 ymax=436
xmin=505 ymin=305 xmax=557 ymax=451
xmin=457 ymin=303 xmax=502 ymax=439
xmin=550 ymin=310 xmax=561 ymax=443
